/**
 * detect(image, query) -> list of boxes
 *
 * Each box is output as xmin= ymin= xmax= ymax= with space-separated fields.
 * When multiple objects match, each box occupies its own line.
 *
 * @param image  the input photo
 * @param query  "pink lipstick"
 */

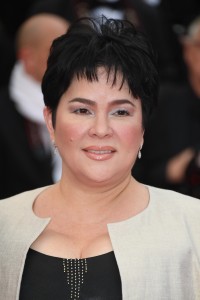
xmin=83 ymin=146 xmax=116 ymax=161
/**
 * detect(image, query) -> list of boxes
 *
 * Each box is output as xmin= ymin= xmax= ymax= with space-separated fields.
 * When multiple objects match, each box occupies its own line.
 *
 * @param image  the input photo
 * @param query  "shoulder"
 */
xmin=0 ymin=186 xmax=49 ymax=219
xmin=0 ymin=186 xmax=51 ymax=266
xmin=147 ymin=186 xmax=200 ymax=260
xmin=148 ymin=185 xmax=200 ymax=216
xmin=0 ymin=186 xmax=51 ymax=243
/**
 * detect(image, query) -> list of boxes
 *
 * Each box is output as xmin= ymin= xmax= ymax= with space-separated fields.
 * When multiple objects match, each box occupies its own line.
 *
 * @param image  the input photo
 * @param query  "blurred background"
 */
xmin=1 ymin=0 xmax=200 ymax=199
xmin=1 ymin=0 xmax=200 ymax=87
xmin=1 ymin=0 xmax=200 ymax=86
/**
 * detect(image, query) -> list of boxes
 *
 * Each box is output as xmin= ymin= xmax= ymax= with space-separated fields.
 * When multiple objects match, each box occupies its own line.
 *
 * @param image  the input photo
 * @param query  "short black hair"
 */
xmin=42 ymin=16 xmax=159 ymax=127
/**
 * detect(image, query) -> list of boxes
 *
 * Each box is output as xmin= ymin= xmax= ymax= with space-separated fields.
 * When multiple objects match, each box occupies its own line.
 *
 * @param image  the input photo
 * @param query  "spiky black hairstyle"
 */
xmin=42 ymin=16 xmax=159 ymax=127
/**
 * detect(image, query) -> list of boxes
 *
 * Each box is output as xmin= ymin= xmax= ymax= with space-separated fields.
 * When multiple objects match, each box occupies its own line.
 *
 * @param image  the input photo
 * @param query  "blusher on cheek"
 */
xmin=120 ymin=125 xmax=142 ymax=141
xmin=63 ymin=124 xmax=85 ymax=144
xmin=122 ymin=125 xmax=143 ymax=154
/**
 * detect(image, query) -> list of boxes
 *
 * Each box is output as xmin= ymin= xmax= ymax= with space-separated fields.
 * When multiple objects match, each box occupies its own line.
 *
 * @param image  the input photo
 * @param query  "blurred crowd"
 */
xmin=0 ymin=0 xmax=200 ymax=199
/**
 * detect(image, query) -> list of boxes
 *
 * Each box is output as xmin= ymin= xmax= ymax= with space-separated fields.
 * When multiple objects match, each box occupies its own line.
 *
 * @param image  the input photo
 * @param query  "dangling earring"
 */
xmin=138 ymin=146 xmax=142 ymax=159
xmin=52 ymin=140 xmax=58 ymax=154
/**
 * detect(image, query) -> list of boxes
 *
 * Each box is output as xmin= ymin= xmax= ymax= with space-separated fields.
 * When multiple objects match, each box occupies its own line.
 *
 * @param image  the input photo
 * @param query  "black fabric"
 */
xmin=20 ymin=248 xmax=122 ymax=299
xmin=0 ymin=88 xmax=53 ymax=199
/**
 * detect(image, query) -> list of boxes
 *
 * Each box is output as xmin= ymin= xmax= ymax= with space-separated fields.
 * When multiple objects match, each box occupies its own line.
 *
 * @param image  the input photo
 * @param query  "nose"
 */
xmin=88 ymin=113 xmax=113 ymax=138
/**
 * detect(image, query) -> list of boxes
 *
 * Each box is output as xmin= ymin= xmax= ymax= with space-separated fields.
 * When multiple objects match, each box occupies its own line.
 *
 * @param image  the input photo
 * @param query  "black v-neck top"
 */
xmin=19 ymin=248 xmax=122 ymax=299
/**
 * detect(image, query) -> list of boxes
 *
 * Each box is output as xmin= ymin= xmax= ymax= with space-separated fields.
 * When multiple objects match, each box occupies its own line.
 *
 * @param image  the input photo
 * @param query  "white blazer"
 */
xmin=0 ymin=185 xmax=200 ymax=299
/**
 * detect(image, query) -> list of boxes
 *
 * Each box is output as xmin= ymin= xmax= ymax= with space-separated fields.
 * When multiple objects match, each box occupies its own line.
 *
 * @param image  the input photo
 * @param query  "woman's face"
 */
xmin=44 ymin=70 xmax=144 ymax=186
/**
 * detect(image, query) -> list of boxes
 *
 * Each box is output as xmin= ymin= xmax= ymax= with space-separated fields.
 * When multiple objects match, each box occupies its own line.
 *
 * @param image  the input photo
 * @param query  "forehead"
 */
xmin=59 ymin=69 xmax=135 ymax=107
xmin=58 ymin=73 xmax=140 ymax=110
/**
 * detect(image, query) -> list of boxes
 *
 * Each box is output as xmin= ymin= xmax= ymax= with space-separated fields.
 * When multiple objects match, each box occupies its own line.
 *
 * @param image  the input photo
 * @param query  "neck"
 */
xmin=52 ymin=174 xmax=135 ymax=224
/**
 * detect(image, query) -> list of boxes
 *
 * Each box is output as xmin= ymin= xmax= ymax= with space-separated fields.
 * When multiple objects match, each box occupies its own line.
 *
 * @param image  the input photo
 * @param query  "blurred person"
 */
xmin=133 ymin=15 xmax=200 ymax=198
xmin=0 ymin=13 xmax=69 ymax=199
xmin=0 ymin=16 xmax=200 ymax=299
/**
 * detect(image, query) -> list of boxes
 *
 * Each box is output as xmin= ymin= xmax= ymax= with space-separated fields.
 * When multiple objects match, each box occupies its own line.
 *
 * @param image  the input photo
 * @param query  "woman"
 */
xmin=0 ymin=16 xmax=200 ymax=300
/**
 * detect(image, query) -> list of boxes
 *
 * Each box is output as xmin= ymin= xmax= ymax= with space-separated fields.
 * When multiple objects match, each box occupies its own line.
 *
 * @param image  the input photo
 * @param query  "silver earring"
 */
xmin=138 ymin=146 xmax=142 ymax=159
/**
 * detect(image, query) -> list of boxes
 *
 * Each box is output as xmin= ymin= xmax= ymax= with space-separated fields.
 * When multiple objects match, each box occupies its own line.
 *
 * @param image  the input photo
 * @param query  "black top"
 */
xmin=20 ymin=248 xmax=122 ymax=300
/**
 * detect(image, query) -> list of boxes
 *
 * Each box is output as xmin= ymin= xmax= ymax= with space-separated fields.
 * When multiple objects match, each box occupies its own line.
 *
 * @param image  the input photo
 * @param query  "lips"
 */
xmin=82 ymin=146 xmax=116 ymax=161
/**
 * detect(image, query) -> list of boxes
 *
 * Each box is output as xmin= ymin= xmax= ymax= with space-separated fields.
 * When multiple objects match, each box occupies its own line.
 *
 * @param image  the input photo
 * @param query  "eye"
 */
xmin=112 ymin=109 xmax=130 ymax=116
xmin=73 ymin=108 xmax=92 ymax=115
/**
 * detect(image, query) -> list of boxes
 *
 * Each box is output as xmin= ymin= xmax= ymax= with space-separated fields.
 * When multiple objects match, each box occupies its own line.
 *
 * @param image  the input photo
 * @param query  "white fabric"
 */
xmin=9 ymin=61 xmax=45 ymax=124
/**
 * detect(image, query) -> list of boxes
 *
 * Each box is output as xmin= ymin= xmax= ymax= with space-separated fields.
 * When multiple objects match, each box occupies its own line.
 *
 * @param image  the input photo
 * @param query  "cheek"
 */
xmin=117 ymin=122 xmax=143 ymax=148
xmin=56 ymin=121 xmax=86 ymax=145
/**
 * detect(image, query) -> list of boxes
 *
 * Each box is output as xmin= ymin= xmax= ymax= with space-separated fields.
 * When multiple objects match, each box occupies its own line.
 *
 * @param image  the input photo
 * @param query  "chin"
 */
xmin=82 ymin=169 xmax=128 ymax=186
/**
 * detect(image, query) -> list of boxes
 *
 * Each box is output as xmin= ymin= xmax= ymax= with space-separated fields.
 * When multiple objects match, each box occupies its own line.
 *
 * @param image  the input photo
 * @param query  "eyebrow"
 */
xmin=68 ymin=97 xmax=136 ymax=107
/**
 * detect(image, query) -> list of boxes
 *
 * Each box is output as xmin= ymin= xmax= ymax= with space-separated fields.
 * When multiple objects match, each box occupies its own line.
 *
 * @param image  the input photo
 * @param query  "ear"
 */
xmin=43 ymin=106 xmax=55 ymax=142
